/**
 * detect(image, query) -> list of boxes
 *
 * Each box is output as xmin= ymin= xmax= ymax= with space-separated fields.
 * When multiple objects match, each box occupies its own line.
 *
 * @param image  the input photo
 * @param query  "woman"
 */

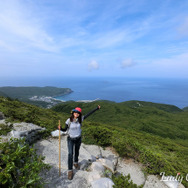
xmin=58 ymin=105 xmax=101 ymax=180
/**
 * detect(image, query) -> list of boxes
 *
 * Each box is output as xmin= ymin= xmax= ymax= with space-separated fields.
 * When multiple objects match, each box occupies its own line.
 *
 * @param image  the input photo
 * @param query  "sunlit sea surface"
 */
xmin=0 ymin=77 xmax=188 ymax=108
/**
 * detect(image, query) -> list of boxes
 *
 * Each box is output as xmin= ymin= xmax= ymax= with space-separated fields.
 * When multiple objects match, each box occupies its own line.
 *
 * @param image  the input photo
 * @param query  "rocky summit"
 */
xmin=34 ymin=134 xmax=183 ymax=188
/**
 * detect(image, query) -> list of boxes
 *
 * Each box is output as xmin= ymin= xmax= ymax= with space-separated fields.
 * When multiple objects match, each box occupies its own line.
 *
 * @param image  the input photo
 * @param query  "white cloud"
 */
xmin=0 ymin=1 xmax=58 ymax=53
xmin=121 ymin=59 xmax=136 ymax=69
xmin=88 ymin=60 xmax=99 ymax=71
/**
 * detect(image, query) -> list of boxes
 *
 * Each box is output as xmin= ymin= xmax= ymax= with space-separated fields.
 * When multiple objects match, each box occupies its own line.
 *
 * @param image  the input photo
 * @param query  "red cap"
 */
xmin=72 ymin=107 xmax=82 ymax=114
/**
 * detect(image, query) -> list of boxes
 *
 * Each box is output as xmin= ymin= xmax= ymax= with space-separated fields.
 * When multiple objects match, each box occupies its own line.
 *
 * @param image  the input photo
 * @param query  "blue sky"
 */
xmin=0 ymin=0 xmax=188 ymax=78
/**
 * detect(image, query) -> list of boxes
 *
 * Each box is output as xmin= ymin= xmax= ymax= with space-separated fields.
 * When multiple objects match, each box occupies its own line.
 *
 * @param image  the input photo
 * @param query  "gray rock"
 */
xmin=12 ymin=123 xmax=45 ymax=144
xmin=91 ymin=178 xmax=114 ymax=188
xmin=35 ymin=138 xmax=68 ymax=170
xmin=178 ymin=183 xmax=185 ymax=188
xmin=0 ymin=119 xmax=6 ymax=125
xmin=0 ymin=112 xmax=5 ymax=120
xmin=143 ymin=175 xmax=169 ymax=188
xmin=1 ymin=122 xmax=45 ymax=144
xmin=35 ymin=138 xmax=179 ymax=188
xmin=13 ymin=122 xmax=45 ymax=132
xmin=161 ymin=175 xmax=184 ymax=188
xmin=99 ymin=147 xmax=119 ymax=168
xmin=116 ymin=158 xmax=145 ymax=186
xmin=97 ymin=158 xmax=115 ymax=173
xmin=9 ymin=130 xmax=27 ymax=138
xmin=80 ymin=144 xmax=101 ymax=161
xmin=68 ymin=170 xmax=88 ymax=188
xmin=38 ymin=164 xmax=89 ymax=188
xmin=159 ymin=172 xmax=186 ymax=188
xmin=90 ymin=162 xmax=105 ymax=175
xmin=100 ymin=147 xmax=119 ymax=158
xmin=79 ymin=159 xmax=90 ymax=171
xmin=87 ymin=171 xmax=102 ymax=184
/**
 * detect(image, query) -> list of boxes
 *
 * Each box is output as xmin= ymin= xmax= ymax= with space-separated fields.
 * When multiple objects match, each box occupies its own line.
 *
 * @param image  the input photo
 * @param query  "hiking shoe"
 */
xmin=74 ymin=163 xmax=80 ymax=170
xmin=68 ymin=170 xmax=73 ymax=180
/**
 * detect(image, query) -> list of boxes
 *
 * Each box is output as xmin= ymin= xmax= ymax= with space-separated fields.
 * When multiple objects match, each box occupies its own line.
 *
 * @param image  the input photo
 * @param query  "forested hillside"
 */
xmin=0 ymin=86 xmax=72 ymax=99
xmin=52 ymin=100 xmax=188 ymax=141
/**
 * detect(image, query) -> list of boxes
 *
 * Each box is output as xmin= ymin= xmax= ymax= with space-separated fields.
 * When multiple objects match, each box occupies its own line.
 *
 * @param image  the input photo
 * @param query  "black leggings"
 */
xmin=67 ymin=136 xmax=81 ymax=170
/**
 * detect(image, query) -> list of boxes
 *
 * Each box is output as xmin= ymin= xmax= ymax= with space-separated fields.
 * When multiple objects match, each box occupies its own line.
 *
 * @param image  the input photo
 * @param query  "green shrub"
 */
xmin=111 ymin=132 xmax=142 ymax=159
xmin=139 ymin=149 xmax=174 ymax=174
xmin=0 ymin=138 xmax=50 ymax=188
xmin=112 ymin=173 xmax=143 ymax=188
xmin=0 ymin=124 xmax=12 ymax=136
xmin=82 ymin=125 xmax=112 ymax=147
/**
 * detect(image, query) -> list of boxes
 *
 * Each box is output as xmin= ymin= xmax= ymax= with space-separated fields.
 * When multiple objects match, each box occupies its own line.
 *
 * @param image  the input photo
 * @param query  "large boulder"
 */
xmin=116 ymin=158 xmax=145 ymax=186
xmin=90 ymin=161 xmax=105 ymax=175
xmin=91 ymin=178 xmax=114 ymax=188
xmin=2 ymin=122 xmax=46 ymax=144
xmin=79 ymin=159 xmax=90 ymax=171
xmin=97 ymin=158 xmax=115 ymax=173
xmin=87 ymin=171 xmax=102 ymax=183
xmin=80 ymin=144 xmax=102 ymax=162
xmin=99 ymin=147 xmax=119 ymax=170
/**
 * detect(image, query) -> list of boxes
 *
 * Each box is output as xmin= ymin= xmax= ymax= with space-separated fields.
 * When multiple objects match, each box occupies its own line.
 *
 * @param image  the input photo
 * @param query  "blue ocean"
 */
xmin=0 ymin=77 xmax=188 ymax=108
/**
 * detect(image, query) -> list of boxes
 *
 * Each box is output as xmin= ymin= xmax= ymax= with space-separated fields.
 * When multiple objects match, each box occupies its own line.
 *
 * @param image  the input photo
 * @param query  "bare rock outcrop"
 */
xmin=0 ymin=121 xmax=45 ymax=144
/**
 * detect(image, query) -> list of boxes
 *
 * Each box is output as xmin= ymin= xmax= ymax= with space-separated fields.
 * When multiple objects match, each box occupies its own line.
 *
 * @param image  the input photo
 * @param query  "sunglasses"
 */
xmin=71 ymin=110 xmax=81 ymax=114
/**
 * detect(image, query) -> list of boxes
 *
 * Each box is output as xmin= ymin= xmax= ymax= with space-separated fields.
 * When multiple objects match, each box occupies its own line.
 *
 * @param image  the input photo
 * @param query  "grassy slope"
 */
xmin=0 ymin=97 xmax=188 ymax=186
xmin=52 ymin=100 xmax=188 ymax=140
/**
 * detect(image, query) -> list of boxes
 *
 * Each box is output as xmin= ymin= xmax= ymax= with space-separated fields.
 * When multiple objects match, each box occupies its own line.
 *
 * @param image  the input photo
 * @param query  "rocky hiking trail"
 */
xmin=34 ymin=135 xmax=175 ymax=188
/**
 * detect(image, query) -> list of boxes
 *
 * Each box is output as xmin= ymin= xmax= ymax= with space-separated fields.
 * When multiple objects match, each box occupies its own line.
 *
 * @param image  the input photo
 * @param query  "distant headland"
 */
xmin=0 ymin=86 xmax=73 ymax=108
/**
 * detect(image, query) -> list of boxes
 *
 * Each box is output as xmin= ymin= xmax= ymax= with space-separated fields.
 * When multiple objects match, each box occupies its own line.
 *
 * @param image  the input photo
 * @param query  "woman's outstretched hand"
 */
xmin=58 ymin=125 xmax=61 ymax=130
xmin=98 ymin=105 xmax=101 ymax=109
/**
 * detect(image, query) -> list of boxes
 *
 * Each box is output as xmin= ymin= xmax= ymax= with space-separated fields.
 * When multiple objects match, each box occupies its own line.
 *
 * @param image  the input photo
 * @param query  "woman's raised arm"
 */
xmin=83 ymin=105 xmax=100 ymax=120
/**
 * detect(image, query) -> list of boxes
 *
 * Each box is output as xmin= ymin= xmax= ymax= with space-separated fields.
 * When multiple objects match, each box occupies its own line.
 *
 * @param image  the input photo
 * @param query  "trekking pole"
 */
xmin=59 ymin=120 xmax=61 ymax=176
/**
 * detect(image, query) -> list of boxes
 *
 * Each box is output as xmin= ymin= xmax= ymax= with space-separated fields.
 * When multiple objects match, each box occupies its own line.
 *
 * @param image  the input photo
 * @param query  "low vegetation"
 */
xmin=52 ymin=100 xmax=188 ymax=140
xmin=112 ymin=173 xmax=143 ymax=188
xmin=0 ymin=138 xmax=50 ymax=188
xmin=0 ymin=97 xmax=67 ymax=134
xmin=0 ymin=123 xmax=12 ymax=135
xmin=0 ymin=97 xmax=188 ymax=187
